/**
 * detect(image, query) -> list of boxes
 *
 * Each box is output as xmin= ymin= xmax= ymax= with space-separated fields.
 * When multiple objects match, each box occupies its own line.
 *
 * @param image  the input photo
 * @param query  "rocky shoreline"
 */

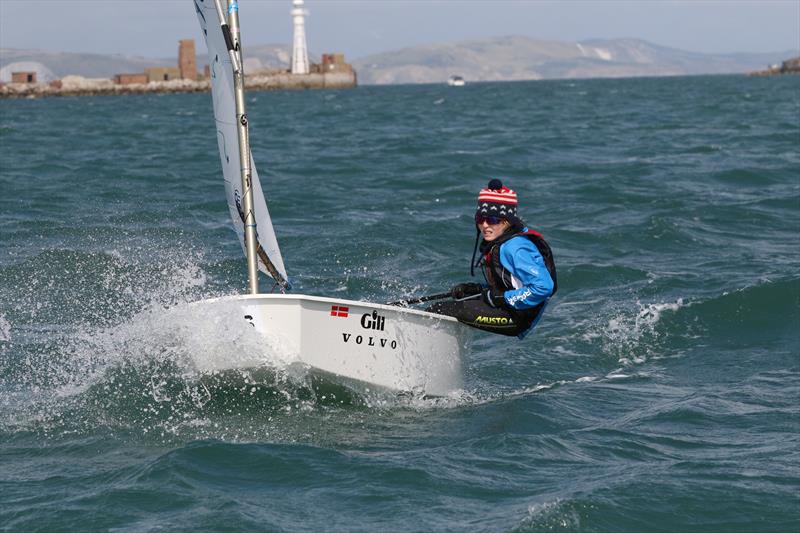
xmin=749 ymin=56 xmax=800 ymax=77
xmin=0 ymin=71 xmax=357 ymax=99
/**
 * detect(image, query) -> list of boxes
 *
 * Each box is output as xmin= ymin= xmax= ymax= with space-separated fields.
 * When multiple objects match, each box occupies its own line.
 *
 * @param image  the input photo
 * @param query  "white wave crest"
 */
xmin=604 ymin=298 xmax=687 ymax=365
xmin=0 ymin=314 xmax=10 ymax=342
xmin=518 ymin=498 xmax=581 ymax=529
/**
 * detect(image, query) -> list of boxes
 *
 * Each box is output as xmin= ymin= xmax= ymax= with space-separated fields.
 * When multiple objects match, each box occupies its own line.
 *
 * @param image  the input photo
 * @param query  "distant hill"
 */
xmin=351 ymin=36 xmax=797 ymax=84
xmin=2 ymin=38 xmax=795 ymax=85
xmin=0 ymin=45 xmax=314 ymax=82
xmin=0 ymin=49 xmax=174 ymax=81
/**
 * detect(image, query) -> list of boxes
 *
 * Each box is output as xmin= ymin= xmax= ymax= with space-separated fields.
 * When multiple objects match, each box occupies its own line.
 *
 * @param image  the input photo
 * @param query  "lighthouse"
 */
xmin=291 ymin=0 xmax=310 ymax=75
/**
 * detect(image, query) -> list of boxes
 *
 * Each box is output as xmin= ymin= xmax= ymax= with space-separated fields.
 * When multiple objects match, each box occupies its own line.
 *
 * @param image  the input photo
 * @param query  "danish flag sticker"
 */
xmin=330 ymin=305 xmax=349 ymax=317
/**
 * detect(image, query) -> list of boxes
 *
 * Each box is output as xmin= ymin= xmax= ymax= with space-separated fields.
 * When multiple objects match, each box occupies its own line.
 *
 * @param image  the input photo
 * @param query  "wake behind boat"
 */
xmin=190 ymin=0 xmax=468 ymax=396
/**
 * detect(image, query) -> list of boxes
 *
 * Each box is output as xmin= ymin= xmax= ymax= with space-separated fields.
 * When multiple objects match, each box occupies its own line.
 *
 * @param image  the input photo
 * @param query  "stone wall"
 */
xmin=114 ymin=73 xmax=150 ymax=85
xmin=749 ymin=56 xmax=800 ymax=77
xmin=0 ymin=71 xmax=357 ymax=99
xmin=11 ymin=71 xmax=37 ymax=84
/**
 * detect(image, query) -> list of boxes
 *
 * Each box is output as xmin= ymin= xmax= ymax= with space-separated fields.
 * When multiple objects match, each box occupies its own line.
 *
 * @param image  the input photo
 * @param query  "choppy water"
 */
xmin=1 ymin=75 xmax=798 ymax=532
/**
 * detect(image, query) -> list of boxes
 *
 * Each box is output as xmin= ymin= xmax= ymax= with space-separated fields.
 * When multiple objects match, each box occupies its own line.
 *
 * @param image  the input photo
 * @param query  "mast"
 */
xmin=213 ymin=0 xmax=259 ymax=294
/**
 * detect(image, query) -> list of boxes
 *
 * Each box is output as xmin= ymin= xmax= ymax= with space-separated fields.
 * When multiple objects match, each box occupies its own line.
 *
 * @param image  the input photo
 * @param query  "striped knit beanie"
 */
xmin=476 ymin=178 xmax=518 ymax=220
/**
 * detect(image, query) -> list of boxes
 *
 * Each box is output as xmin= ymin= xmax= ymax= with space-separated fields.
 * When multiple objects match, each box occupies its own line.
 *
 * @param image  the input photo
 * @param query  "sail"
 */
xmin=194 ymin=0 xmax=288 ymax=284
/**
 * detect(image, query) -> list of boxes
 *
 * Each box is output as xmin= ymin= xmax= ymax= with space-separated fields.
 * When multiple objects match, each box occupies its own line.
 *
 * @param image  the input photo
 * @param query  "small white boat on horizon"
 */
xmin=447 ymin=75 xmax=466 ymax=87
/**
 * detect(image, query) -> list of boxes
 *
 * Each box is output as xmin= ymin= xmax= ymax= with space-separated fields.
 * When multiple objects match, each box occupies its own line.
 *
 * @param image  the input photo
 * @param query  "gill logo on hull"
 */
xmin=360 ymin=310 xmax=385 ymax=331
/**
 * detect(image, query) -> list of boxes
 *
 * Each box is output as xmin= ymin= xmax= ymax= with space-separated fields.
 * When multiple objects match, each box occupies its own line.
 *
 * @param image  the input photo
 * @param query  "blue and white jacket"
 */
xmin=481 ymin=227 xmax=557 ymax=338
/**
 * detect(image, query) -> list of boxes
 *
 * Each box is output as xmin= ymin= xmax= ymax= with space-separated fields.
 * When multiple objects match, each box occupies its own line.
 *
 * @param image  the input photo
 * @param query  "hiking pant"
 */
xmin=426 ymin=299 xmax=529 ymax=337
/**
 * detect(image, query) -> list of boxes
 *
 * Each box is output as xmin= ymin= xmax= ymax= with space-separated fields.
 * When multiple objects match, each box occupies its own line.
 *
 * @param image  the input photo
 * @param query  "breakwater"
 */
xmin=749 ymin=56 xmax=800 ymax=76
xmin=0 ymin=70 xmax=357 ymax=99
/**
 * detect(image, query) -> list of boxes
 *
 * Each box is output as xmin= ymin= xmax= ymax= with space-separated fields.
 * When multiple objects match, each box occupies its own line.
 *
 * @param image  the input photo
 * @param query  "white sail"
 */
xmin=194 ymin=0 xmax=288 ymax=284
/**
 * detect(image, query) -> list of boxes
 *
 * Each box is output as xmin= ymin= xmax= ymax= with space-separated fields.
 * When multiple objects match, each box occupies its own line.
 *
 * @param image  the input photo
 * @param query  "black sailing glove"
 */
xmin=483 ymin=288 xmax=507 ymax=308
xmin=450 ymin=282 xmax=483 ymax=300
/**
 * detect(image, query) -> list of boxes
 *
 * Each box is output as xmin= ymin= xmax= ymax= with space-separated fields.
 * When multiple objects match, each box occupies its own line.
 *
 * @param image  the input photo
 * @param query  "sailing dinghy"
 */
xmin=191 ymin=0 xmax=467 ymax=396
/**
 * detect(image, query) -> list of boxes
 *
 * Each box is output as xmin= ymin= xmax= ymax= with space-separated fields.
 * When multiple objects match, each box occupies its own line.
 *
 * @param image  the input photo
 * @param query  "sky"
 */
xmin=0 ymin=0 xmax=798 ymax=60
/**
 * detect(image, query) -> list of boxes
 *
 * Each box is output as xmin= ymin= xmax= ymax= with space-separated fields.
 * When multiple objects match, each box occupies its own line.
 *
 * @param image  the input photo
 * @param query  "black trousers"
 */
xmin=427 ymin=299 xmax=528 ymax=337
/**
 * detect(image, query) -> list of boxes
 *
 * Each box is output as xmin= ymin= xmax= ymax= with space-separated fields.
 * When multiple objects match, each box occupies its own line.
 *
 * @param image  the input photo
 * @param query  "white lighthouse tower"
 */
xmin=291 ymin=0 xmax=310 ymax=75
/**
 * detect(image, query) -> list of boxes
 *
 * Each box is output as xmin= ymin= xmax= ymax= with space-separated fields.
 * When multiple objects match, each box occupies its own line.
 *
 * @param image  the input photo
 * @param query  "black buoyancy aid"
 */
xmin=479 ymin=229 xmax=558 ymax=329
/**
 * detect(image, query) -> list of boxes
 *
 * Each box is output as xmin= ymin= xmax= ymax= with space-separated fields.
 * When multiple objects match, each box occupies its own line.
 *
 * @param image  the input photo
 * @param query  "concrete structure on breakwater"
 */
xmin=749 ymin=56 xmax=800 ymax=77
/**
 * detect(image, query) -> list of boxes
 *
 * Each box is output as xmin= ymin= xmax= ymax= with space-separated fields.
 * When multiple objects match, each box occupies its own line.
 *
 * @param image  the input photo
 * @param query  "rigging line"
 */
xmin=235 ymin=203 xmax=289 ymax=291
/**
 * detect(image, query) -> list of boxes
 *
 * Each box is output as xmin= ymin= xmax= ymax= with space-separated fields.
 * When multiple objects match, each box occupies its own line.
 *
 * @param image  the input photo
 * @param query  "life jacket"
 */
xmin=480 ymin=229 xmax=558 ymax=328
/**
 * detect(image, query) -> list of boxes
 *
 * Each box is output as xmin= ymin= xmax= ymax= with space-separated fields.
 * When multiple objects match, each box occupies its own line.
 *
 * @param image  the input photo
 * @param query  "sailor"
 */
xmin=428 ymin=179 xmax=557 ymax=338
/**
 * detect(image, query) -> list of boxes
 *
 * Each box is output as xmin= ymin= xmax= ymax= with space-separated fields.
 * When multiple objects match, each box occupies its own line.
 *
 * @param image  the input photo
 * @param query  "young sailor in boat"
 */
xmin=428 ymin=179 xmax=557 ymax=338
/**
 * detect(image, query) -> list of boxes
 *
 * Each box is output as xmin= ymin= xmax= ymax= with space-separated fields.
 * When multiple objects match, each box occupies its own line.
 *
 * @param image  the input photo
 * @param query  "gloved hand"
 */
xmin=450 ymin=282 xmax=483 ymax=300
xmin=482 ymin=287 xmax=506 ymax=308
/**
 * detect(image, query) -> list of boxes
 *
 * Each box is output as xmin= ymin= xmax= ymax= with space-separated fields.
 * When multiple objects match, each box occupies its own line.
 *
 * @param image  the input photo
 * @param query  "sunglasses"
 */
xmin=475 ymin=215 xmax=505 ymax=225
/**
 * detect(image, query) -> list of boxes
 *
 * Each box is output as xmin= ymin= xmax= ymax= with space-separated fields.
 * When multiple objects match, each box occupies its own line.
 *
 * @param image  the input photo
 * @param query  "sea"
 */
xmin=1 ymin=75 xmax=798 ymax=532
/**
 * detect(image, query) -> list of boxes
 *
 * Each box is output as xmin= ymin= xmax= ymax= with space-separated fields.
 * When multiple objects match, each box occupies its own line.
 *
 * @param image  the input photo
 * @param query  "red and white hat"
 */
xmin=476 ymin=178 xmax=518 ymax=220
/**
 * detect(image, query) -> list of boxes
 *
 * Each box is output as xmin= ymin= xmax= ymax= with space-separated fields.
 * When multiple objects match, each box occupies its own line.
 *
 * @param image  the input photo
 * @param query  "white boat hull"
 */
xmin=191 ymin=294 xmax=468 ymax=396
